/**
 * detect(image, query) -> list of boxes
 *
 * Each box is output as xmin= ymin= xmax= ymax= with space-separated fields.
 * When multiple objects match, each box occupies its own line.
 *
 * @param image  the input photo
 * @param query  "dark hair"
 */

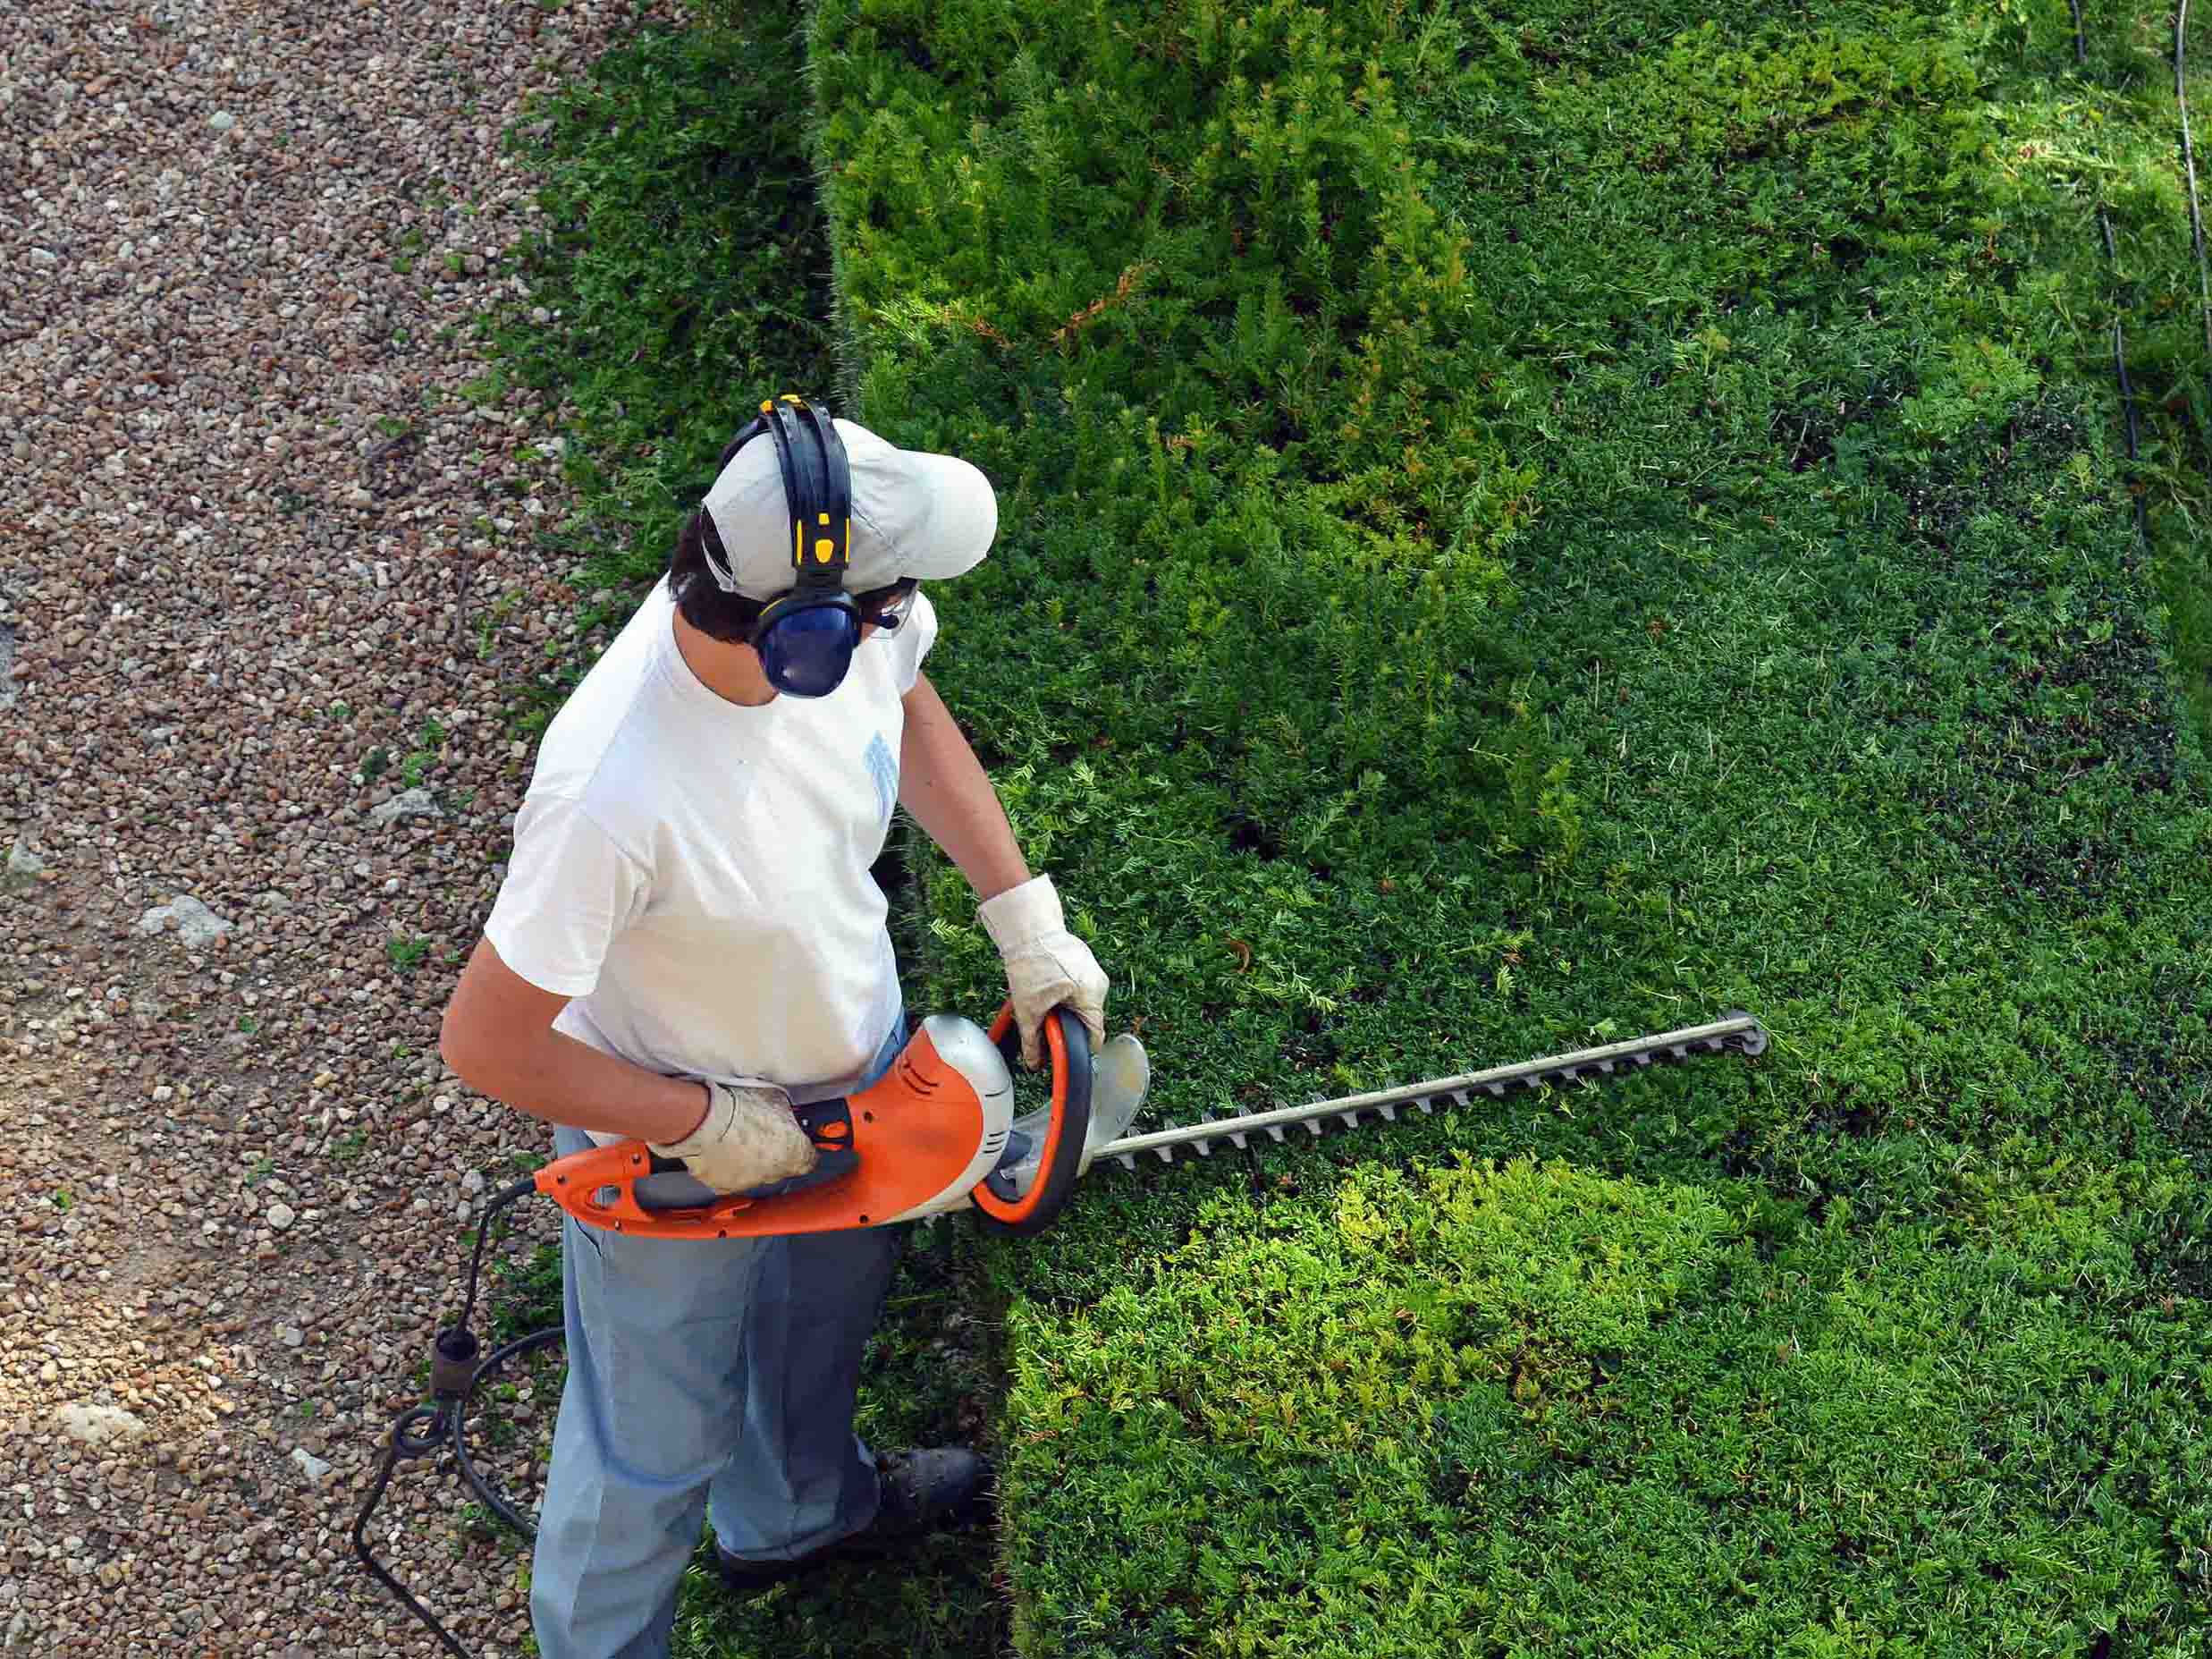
xmin=669 ymin=506 xmax=769 ymax=646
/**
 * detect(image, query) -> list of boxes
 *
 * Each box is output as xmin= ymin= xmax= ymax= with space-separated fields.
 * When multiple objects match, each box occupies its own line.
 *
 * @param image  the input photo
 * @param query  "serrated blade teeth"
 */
xmin=1083 ymin=1013 xmax=1769 ymax=1180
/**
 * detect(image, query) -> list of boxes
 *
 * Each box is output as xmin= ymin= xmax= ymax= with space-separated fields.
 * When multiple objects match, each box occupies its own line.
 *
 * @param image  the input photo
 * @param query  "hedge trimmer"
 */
xmin=355 ymin=1003 xmax=1769 ymax=1655
xmin=527 ymin=1005 xmax=1770 ymax=1238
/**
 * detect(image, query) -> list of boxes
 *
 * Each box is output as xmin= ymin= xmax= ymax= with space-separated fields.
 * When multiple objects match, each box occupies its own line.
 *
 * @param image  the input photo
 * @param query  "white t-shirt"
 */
xmin=483 ymin=577 xmax=934 ymax=1138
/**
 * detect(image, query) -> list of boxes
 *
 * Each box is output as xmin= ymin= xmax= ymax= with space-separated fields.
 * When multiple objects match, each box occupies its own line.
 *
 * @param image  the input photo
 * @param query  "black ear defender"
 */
xmin=701 ymin=394 xmax=864 ymax=698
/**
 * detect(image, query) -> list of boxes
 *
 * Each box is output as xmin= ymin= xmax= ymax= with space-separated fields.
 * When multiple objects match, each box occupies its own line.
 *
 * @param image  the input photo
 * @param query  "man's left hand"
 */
xmin=978 ymin=874 xmax=1109 ymax=1068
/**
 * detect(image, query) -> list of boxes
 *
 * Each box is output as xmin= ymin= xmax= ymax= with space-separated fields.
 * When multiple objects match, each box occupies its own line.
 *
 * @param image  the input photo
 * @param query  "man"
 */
xmin=439 ymin=400 xmax=1110 ymax=1659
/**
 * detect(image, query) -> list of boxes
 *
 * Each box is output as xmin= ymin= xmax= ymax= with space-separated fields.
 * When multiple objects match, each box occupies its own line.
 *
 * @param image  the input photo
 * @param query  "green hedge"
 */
xmin=812 ymin=0 xmax=2212 ymax=1654
xmin=812 ymin=0 xmax=1600 ymax=1126
xmin=479 ymin=3 xmax=840 ymax=664
xmin=1006 ymin=1164 xmax=2208 ymax=1656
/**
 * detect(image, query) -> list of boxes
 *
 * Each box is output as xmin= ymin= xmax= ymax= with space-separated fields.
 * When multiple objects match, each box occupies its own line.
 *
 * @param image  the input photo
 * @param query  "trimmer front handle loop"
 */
xmin=973 ymin=1002 xmax=1092 ymax=1237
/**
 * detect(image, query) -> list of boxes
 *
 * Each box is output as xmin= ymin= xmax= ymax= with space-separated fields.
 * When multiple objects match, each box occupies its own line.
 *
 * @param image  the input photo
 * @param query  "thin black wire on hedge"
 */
xmin=2073 ymin=0 xmax=2151 ymax=546
xmin=2181 ymin=0 xmax=2212 ymax=399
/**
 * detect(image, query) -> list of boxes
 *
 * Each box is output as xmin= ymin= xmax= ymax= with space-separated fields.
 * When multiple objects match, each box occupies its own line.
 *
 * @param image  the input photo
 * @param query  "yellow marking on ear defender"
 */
xmin=793 ymin=522 xmax=804 ymax=567
xmin=815 ymin=538 xmax=835 ymax=563
xmin=818 ymin=511 xmax=830 ymax=525
xmin=761 ymin=399 xmax=774 ymax=414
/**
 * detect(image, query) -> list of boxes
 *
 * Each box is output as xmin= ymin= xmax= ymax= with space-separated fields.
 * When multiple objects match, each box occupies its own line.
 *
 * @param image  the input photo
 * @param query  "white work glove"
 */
xmin=978 ymin=874 xmax=1109 ymax=1069
xmin=648 ymin=1079 xmax=817 ymax=1195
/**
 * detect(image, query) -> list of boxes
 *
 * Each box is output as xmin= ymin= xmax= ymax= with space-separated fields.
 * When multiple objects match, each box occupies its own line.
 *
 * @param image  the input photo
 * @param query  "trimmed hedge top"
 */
xmin=803 ymin=0 xmax=2212 ymax=1654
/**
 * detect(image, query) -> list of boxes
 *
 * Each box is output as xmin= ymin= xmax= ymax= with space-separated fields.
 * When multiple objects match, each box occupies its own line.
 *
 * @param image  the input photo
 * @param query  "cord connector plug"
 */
xmin=430 ymin=1327 xmax=480 ymax=1399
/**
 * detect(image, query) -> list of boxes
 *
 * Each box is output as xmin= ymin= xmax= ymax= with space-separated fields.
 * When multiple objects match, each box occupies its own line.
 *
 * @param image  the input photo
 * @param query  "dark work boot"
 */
xmin=851 ymin=1447 xmax=993 ymax=1547
xmin=714 ymin=1447 xmax=992 ymax=1592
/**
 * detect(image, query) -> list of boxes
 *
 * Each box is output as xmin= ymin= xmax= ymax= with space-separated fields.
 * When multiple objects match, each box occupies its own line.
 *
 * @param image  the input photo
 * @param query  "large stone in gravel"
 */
xmin=0 ymin=621 xmax=15 ymax=710
xmin=4 ymin=839 xmax=41 ymax=888
xmin=53 ymin=1402 xmax=147 ymax=1450
xmin=137 ymin=893 xmax=232 ymax=948
xmin=290 ymin=1446 xmax=333 ymax=1484
xmin=367 ymin=785 xmax=442 ymax=827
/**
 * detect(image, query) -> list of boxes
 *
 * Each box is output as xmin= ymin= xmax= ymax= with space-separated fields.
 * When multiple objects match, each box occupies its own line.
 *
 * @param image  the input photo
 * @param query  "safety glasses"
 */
xmin=857 ymin=579 xmax=919 ymax=632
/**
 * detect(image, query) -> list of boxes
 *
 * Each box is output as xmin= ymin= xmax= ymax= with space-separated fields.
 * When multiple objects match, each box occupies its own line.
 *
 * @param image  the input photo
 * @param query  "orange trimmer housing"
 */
xmin=533 ymin=1003 xmax=1092 ymax=1240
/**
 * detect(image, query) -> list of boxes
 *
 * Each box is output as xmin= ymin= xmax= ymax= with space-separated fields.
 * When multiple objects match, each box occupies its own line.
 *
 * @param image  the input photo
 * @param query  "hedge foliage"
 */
xmin=810 ymin=0 xmax=2212 ymax=1653
xmin=1006 ymin=1164 xmax=2208 ymax=1657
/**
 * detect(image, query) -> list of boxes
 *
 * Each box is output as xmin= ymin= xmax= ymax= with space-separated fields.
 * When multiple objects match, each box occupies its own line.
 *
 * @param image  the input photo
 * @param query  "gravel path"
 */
xmin=0 ymin=1 xmax=682 ymax=1650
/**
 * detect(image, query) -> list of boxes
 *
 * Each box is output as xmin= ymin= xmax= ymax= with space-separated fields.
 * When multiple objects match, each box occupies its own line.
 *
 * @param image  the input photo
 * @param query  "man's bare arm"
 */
xmin=898 ymin=671 xmax=1030 ymax=902
xmin=439 ymin=936 xmax=710 ymax=1144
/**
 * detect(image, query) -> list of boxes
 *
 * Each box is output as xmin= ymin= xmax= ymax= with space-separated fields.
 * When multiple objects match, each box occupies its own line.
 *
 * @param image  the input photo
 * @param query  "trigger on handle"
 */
xmin=646 ymin=1096 xmax=857 ymax=1191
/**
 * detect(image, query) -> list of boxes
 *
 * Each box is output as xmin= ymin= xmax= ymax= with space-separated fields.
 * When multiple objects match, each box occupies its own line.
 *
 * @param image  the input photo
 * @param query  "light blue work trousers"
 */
xmin=529 ymin=1015 xmax=909 ymax=1659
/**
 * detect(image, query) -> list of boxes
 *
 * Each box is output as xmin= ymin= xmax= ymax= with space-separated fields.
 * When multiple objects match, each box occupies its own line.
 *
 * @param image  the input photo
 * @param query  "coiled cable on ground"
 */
xmin=350 ymin=1176 xmax=559 ymax=1659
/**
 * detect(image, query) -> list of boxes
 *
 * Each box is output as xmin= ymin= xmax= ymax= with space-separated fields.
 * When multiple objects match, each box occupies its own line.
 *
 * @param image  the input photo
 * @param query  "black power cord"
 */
xmin=352 ymin=1176 xmax=561 ymax=1659
xmin=2179 ymin=0 xmax=2211 ymax=393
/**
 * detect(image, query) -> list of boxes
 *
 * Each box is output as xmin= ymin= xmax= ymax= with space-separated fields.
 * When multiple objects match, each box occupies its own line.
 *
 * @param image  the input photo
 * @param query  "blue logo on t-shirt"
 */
xmin=864 ymin=732 xmax=898 ymax=829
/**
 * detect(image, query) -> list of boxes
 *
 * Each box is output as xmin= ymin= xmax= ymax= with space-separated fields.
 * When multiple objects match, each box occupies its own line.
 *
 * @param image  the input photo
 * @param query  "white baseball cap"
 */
xmin=699 ymin=415 xmax=999 ymax=601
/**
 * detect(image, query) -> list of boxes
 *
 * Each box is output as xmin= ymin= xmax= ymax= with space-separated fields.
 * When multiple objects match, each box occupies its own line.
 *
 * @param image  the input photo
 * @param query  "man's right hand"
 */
xmin=648 ymin=1080 xmax=819 ymax=1194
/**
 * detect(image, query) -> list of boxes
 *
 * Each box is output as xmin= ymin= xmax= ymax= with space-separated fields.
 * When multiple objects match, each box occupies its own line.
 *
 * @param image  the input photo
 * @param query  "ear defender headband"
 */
xmin=700 ymin=394 xmax=862 ymax=698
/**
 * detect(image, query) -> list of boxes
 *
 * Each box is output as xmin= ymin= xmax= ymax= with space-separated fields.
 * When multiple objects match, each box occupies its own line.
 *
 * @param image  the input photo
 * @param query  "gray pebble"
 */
xmin=368 ymin=785 xmax=442 ymax=827
xmin=51 ymin=1403 xmax=147 ymax=1450
xmin=136 ymin=893 xmax=233 ymax=949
